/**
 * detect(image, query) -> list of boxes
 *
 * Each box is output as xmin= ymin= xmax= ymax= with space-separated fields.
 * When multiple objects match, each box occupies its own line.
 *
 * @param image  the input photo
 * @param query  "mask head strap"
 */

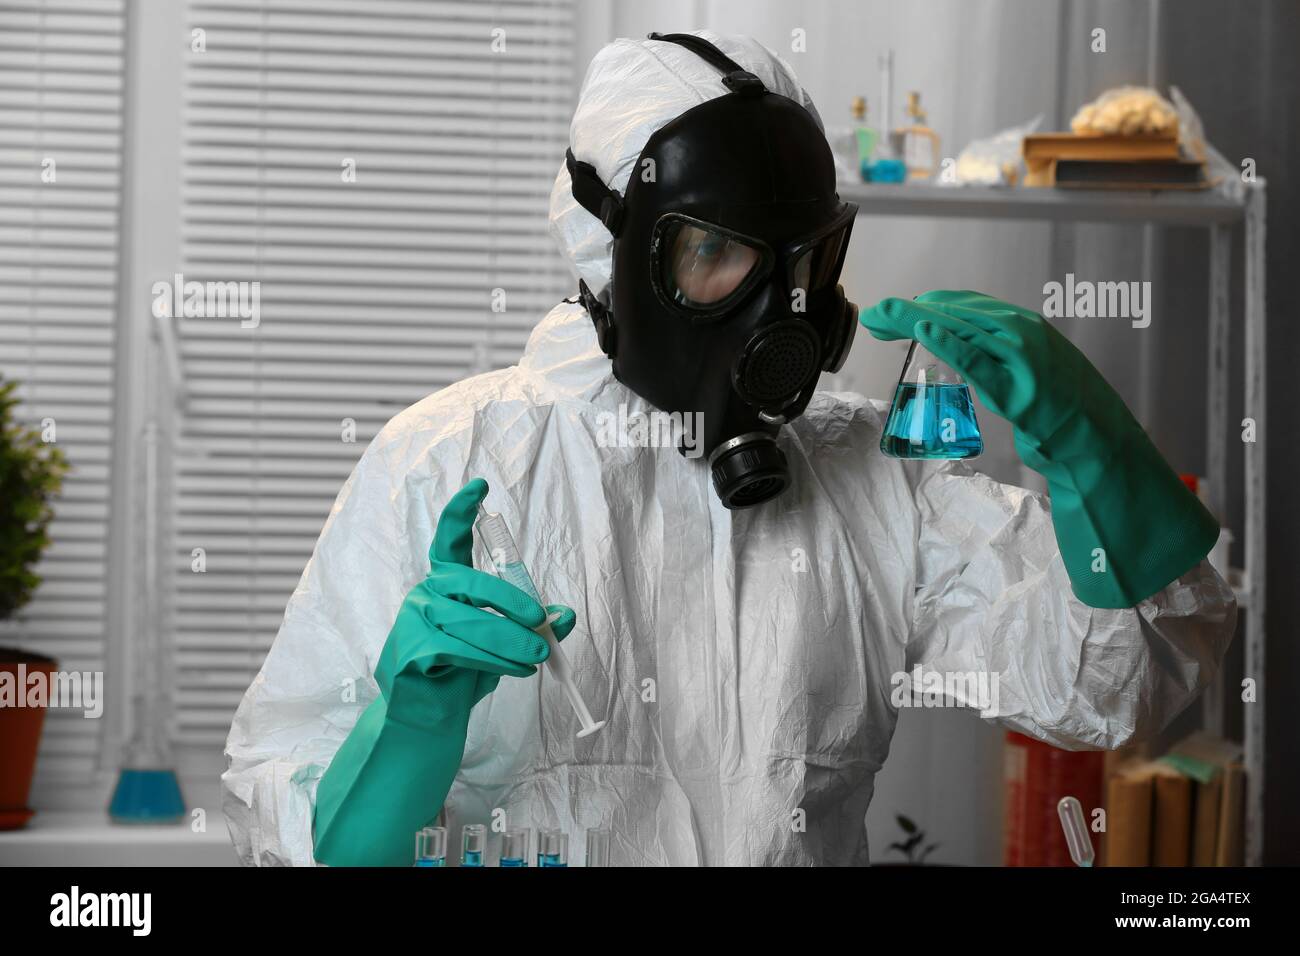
xmin=646 ymin=32 xmax=766 ymax=96
xmin=565 ymin=148 xmax=624 ymax=237
xmin=578 ymin=278 xmax=616 ymax=358
xmin=564 ymin=33 xmax=768 ymax=240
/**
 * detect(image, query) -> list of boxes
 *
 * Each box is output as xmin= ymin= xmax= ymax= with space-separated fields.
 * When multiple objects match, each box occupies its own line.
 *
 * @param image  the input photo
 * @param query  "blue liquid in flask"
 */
xmin=880 ymin=381 xmax=983 ymax=460
xmin=462 ymin=850 xmax=484 ymax=868
xmin=108 ymin=767 xmax=186 ymax=824
xmin=499 ymin=856 xmax=527 ymax=868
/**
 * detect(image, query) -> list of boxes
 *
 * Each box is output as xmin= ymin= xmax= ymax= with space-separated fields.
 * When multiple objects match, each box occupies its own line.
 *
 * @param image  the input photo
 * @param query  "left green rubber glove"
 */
xmin=861 ymin=290 xmax=1218 ymax=609
xmin=312 ymin=478 xmax=576 ymax=866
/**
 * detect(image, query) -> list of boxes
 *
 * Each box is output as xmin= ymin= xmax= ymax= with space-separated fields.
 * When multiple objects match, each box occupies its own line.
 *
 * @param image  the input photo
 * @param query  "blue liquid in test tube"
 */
xmin=414 ymin=826 xmax=447 ymax=867
xmin=462 ymin=824 xmax=486 ymax=868
xmin=500 ymin=828 xmax=530 ymax=867
xmin=538 ymin=829 xmax=569 ymax=867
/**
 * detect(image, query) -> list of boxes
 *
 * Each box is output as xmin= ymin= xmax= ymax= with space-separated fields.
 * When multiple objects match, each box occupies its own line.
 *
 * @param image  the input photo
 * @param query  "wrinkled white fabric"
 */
xmin=222 ymin=32 xmax=1236 ymax=866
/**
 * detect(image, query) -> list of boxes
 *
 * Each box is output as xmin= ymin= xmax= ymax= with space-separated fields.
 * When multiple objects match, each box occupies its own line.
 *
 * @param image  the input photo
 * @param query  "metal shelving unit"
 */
xmin=839 ymin=181 xmax=1268 ymax=866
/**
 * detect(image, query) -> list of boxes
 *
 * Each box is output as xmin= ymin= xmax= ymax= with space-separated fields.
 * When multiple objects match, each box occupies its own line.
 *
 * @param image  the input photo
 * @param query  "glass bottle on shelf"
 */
xmin=851 ymin=96 xmax=878 ymax=180
xmin=895 ymin=91 xmax=941 ymax=181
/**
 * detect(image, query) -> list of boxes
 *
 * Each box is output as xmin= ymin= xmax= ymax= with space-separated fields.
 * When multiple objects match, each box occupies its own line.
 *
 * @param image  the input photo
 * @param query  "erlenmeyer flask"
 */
xmin=108 ymin=422 xmax=185 ymax=825
xmin=109 ymin=696 xmax=185 ymax=824
xmin=880 ymin=341 xmax=983 ymax=459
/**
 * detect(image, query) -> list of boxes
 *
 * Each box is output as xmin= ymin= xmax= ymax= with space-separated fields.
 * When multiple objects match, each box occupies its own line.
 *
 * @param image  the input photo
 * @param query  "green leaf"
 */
xmin=0 ymin=373 xmax=67 ymax=621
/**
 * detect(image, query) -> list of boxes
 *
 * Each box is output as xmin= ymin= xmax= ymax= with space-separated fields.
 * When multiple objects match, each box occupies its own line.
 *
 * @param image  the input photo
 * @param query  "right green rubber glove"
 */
xmin=312 ymin=478 xmax=575 ymax=867
xmin=861 ymin=290 xmax=1218 ymax=609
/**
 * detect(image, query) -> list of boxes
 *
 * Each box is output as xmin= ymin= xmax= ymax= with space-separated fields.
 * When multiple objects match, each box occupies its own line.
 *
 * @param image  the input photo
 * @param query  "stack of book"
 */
xmin=1022 ymin=133 xmax=1209 ymax=190
xmin=1105 ymin=732 xmax=1245 ymax=866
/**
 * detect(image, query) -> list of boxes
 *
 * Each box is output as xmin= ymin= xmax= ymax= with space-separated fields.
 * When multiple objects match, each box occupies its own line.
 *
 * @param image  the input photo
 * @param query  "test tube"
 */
xmin=585 ymin=826 xmax=611 ymax=867
xmin=414 ymin=826 xmax=447 ymax=867
xmin=475 ymin=507 xmax=605 ymax=738
xmin=461 ymin=823 xmax=486 ymax=868
xmin=1057 ymin=796 xmax=1095 ymax=868
xmin=500 ymin=827 xmax=531 ymax=867
xmin=538 ymin=829 xmax=569 ymax=868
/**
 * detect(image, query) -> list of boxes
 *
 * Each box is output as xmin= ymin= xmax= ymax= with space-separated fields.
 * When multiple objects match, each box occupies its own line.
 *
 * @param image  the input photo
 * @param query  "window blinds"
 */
xmin=0 ymin=0 xmax=126 ymax=779
xmin=175 ymin=0 xmax=575 ymax=748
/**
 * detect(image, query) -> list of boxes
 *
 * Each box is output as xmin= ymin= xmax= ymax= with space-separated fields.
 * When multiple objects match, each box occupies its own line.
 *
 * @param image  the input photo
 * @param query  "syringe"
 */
xmin=475 ymin=507 xmax=605 ymax=738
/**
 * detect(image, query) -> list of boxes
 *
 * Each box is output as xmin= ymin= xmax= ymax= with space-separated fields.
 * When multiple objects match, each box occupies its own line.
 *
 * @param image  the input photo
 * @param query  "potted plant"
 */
xmin=880 ymin=813 xmax=942 ymax=865
xmin=0 ymin=376 xmax=68 ymax=829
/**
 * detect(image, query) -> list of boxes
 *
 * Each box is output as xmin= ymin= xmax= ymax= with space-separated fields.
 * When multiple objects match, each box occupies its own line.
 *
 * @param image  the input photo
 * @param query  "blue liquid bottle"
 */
xmin=880 ymin=341 xmax=983 ymax=459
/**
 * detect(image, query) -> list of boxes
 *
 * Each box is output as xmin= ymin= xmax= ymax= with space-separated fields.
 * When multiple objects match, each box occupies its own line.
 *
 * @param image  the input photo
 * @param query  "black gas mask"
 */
xmin=567 ymin=32 xmax=858 ymax=508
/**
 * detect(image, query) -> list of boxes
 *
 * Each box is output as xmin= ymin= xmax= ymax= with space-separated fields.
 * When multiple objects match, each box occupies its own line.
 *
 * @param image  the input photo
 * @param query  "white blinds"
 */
xmin=175 ymin=0 xmax=576 ymax=747
xmin=0 ymin=0 xmax=126 ymax=778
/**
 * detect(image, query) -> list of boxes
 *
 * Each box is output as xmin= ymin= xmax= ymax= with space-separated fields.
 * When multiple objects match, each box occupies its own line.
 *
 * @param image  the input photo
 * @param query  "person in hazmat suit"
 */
xmin=222 ymin=31 xmax=1236 ymax=866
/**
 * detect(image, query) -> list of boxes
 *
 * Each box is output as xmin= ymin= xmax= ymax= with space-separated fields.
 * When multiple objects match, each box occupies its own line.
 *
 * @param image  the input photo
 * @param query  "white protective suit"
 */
xmin=222 ymin=32 xmax=1237 ymax=866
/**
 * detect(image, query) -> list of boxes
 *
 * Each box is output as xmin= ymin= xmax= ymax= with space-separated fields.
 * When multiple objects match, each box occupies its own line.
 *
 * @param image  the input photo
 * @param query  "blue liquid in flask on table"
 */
xmin=499 ymin=856 xmax=527 ymax=868
xmin=880 ymin=382 xmax=983 ymax=460
xmin=462 ymin=850 xmax=484 ymax=868
xmin=108 ymin=767 xmax=186 ymax=824
xmin=538 ymin=853 xmax=567 ymax=868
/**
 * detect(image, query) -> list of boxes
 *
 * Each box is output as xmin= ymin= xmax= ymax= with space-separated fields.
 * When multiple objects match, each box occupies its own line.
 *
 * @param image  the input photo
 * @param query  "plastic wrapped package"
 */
xmin=951 ymin=115 xmax=1042 ymax=186
xmin=1070 ymin=86 xmax=1179 ymax=137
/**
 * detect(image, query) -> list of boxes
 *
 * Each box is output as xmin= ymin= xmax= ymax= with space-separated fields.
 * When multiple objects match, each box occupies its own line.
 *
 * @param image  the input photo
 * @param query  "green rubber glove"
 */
xmin=312 ymin=478 xmax=576 ymax=866
xmin=860 ymin=290 xmax=1218 ymax=609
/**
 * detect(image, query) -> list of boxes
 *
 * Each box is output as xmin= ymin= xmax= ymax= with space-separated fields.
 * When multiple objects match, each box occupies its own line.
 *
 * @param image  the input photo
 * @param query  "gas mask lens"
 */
xmin=660 ymin=218 xmax=766 ymax=309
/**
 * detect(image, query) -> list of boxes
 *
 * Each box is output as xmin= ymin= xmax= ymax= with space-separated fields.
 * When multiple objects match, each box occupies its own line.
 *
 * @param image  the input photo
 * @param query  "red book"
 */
xmin=1004 ymin=732 xmax=1105 ymax=866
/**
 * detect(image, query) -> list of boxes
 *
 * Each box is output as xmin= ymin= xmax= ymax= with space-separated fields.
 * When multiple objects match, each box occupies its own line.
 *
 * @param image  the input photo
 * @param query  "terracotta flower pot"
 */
xmin=0 ymin=647 xmax=58 ymax=830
